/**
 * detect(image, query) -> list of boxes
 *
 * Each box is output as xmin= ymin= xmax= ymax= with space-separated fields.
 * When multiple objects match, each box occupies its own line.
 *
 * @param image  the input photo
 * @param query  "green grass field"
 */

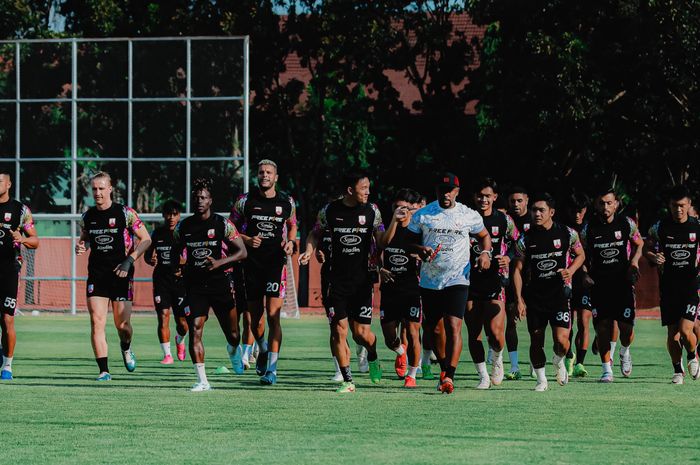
xmin=1 ymin=314 xmax=698 ymax=465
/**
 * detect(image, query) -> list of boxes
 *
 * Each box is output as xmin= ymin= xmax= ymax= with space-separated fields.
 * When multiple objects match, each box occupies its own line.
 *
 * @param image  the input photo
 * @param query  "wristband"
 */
xmin=480 ymin=249 xmax=493 ymax=259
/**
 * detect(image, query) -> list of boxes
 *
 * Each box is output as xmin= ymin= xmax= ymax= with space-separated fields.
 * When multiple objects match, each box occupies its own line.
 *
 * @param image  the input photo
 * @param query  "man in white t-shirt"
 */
xmin=408 ymin=172 xmax=493 ymax=394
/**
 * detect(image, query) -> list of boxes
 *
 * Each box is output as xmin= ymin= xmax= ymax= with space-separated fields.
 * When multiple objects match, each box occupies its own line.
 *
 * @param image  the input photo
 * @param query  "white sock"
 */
xmin=493 ymin=349 xmax=503 ymax=363
xmin=534 ymin=367 xmax=547 ymax=383
xmin=619 ymin=344 xmax=629 ymax=357
xmin=407 ymin=366 xmax=418 ymax=378
xmin=267 ymin=351 xmax=279 ymax=374
xmin=394 ymin=344 xmax=405 ymax=356
xmin=175 ymin=334 xmax=186 ymax=345
xmin=552 ymin=354 xmax=564 ymax=369
xmin=242 ymin=344 xmax=253 ymax=362
xmin=509 ymin=351 xmax=519 ymax=371
xmin=475 ymin=361 xmax=489 ymax=379
xmin=421 ymin=349 xmax=432 ymax=367
xmin=602 ymin=361 xmax=612 ymax=374
xmin=194 ymin=363 xmax=207 ymax=384
xmin=160 ymin=342 xmax=171 ymax=357
xmin=333 ymin=356 xmax=341 ymax=374
xmin=2 ymin=356 xmax=13 ymax=372
xmin=610 ymin=341 xmax=617 ymax=359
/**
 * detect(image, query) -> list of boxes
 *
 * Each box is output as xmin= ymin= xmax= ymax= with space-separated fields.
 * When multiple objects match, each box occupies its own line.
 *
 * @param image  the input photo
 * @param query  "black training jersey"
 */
xmin=146 ymin=225 xmax=179 ymax=281
xmin=319 ymin=228 xmax=333 ymax=277
xmin=381 ymin=225 xmax=420 ymax=296
xmin=231 ymin=190 xmax=296 ymax=264
xmin=511 ymin=211 xmax=532 ymax=236
xmin=648 ymin=216 xmax=700 ymax=288
xmin=173 ymin=213 xmax=240 ymax=288
xmin=312 ymin=199 xmax=384 ymax=286
xmin=580 ymin=215 xmax=641 ymax=281
xmin=515 ymin=222 xmax=582 ymax=299
xmin=80 ymin=203 xmax=144 ymax=276
xmin=0 ymin=199 xmax=34 ymax=270
xmin=470 ymin=210 xmax=519 ymax=288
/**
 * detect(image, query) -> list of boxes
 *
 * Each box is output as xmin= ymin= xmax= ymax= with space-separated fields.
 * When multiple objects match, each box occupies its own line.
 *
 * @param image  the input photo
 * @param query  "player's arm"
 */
xmin=208 ymin=220 xmax=247 ymax=271
xmin=512 ymin=255 xmax=526 ymax=320
xmin=379 ymin=206 xmax=408 ymax=249
xmin=114 ymin=208 xmax=151 ymax=278
xmin=500 ymin=214 xmax=519 ymax=268
xmin=371 ymin=203 xmax=387 ymax=246
xmin=75 ymin=214 xmax=89 ymax=255
xmin=283 ymin=196 xmax=298 ymax=256
xmin=231 ymin=195 xmax=261 ymax=249
xmin=559 ymin=228 xmax=585 ymax=281
xmin=12 ymin=206 xmax=38 ymax=249
xmin=300 ymin=205 xmax=327 ymax=265
xmin=627 ymin=217 xmax=644 ymax=282
xmin=144 ymin=230 xmax=156 ymax=266
xmin=474 ymin=228 xmax=493 ymax=270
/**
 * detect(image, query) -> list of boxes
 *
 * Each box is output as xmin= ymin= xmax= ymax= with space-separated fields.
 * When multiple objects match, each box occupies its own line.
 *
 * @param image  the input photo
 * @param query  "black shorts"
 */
xmin=230 ymin=264 xmax=248 ymax=313
xmin=244 ymin=259 xmax=286 ymax=300
xmin=468 ymin=285 xmax=505 ymax=302
xmin=87 ymin=272 xmax=133 ymax=302
xmin=0 ymin=270 xmax=19 ymax=316
xmin=571 ymin=286 xmax=592 ymax=312
xmin=525 ymin=298 xmax=572 ymax=331
xmin=420 ymin=285 xmax=469 ymax=322
xmin=380 ymin=291 xmax=422 ymax=324
xmin=326 ymin=282 xmax=374 ymax=325
xmin=660 ymin=285 xmax=699 ymax=327
xmin=153 ymin=276 xmax=189 ymax=318
xmin=590 ymin=282 xmax=635 ymax=324
xmin=186 ymin=281 xmax=236 ymax=320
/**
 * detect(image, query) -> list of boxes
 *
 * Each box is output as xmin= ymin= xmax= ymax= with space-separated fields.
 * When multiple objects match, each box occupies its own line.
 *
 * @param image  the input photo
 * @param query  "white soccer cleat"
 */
xmin=599 ymin=371 xmax=614 ymax=383
xmin=190 ymin=382 xmax=211 ymax=392
xmin=672 ymin=373 xmax=684 ymax=385
xmin=556 ymin=361 xmax=569 ymax=386
xmin=688 ymin=356 xmax=700 ymax=380
xmin=620 ymin=352 xmax=632 ymax=378
xmin=476 ymin=375 xmax=491 ymax=390
xmin=330 ymin=371 xmax=344 ymax=382
xmin=357 ymin=346 xmax=369 ymax=373
xmin=491 ymin=357 xmax=504 ymax=386
xmin=534 ymin=381 xmax=549 ymax=392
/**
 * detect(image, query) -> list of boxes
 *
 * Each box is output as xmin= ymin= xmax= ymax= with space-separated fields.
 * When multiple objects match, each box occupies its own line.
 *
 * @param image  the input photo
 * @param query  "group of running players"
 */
xmin=0 ymin=163 xmax=698 ymax=394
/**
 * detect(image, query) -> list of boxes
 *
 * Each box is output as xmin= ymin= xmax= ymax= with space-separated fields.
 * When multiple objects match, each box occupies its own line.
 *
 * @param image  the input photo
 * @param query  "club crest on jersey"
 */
xmin=358 ymin=215 xmax=366 ymax=225
xmin=207 ymin=228 xmax=215 ymax=238
xmin=155 ymin=296 xmax=161 ymax=304
xmin=553 ymin=239 xmax=561 ymax=249
xmin=108 ymin=218 xmax=116 ymax=227
xmin=87 ymin=284 xmax=94 ymax=294
xmin=4 ymin=213 xmax=11 ymax=221
xmin=524 ymin=223 xmax=530 ymax=232
xmin=614 ymin=230 xmax=622 ymax=240
xmin=491 ymin=226 xmax=500 ymax=236
xmin=691 ymin=233 xmax=697 ymax=242
xmin=275 ymin=206 xmax=283 ymax=215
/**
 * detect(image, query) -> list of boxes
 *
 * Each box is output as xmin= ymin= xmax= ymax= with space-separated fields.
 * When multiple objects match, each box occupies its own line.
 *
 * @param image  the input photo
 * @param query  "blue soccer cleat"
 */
xmin=95 ymin=372 xmax=112 ymax=382
xmin=122 ymin=349 xmax=137 ymax=372
xmin=1 ymin=369 xmax=13 ymax=380
xmin=260 ymin=371 xmax=277 ymax=385
xmin=255 ymin=350 xmax=268 ymax=376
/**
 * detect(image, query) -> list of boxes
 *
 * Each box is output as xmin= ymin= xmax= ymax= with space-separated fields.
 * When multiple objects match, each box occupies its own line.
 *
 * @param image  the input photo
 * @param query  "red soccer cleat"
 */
xmin=395 ymin=345 xmax=407 ymax=379
xmin=439 ymin=377 xmax=454 ymax=394
xmin=404 ymin=375 xmax=417 ymax=388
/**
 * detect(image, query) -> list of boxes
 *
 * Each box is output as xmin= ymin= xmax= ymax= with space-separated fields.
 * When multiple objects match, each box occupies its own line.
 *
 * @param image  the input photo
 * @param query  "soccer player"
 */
xmin=513 ymin=192 xmax=585 ymax=391
xmin=0 ymin=169 xmax=39 ymax=380
xmin=645 ymin=185 xmax=700 ymax=384
xmin=563 ymin=192 xmax=593 ymax=377
xmin=504 ymin=186 xmax=532 ymax=379
xmin=378 ymin=188 xmax=423 ymax=388
xmin=466 ymin=178 xmax=519 ymax=389
xmin=76 ymin=171 xmax=151 ymax=381
xmin=173 ymin=178 xmax=247 ymax=392
xmin=408 ymin=173 xmax=492 ymax=394
xmin=299 ymin=172 xmax=386 ymax=394
xmin=144 ymin=200 xmax=189 ymax=364
xmin=231 ymin=159 xmax=297 ymax=385
xmin=581 ymin=188 xmax=643 ymax=382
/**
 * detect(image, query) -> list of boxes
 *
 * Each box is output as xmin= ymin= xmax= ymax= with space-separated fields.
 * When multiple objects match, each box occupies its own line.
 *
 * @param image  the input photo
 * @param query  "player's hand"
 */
xmin=517 ymin=298 xmax=527 ymax=320
xmin=558 ymin=268 xmax=573 ymax=282
xmin=379 ymin=267 xmax=395 ymax=283
xmin=393 ymin=206 xmax=408 ymax=221
xmin=205 ymin=256 xmax=224 ymax=271
xmin=283 ymin=240 xmax=295 ymax=256
xmin=416 ymin=246 xmax=434 ymax=261
xmin=315 ymin=249 xmax=326 ymax=264
xmin=299 ymin=251 xmax=312 ymax=266
xmin=245 ymin=235 xmax=262 ymax=248
xmin=145 ymin=254 xmax=157 ymax=266
xmin=478 ymin=252 xmax=491 ymax=270
xmin=627 ymin=265 xmax=640 ymax=284
xmin=113 ymin=256 xmax=135 ymax=278
xmin=75 ymin=239 xmax=87 ymax=255
xmin=11 ymin=228 xmax=23 ymax=245
xmin=496 ymin=254 xmax=510 ymax=268
xmin=650 ymin=252 xmax=665 ymax=265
